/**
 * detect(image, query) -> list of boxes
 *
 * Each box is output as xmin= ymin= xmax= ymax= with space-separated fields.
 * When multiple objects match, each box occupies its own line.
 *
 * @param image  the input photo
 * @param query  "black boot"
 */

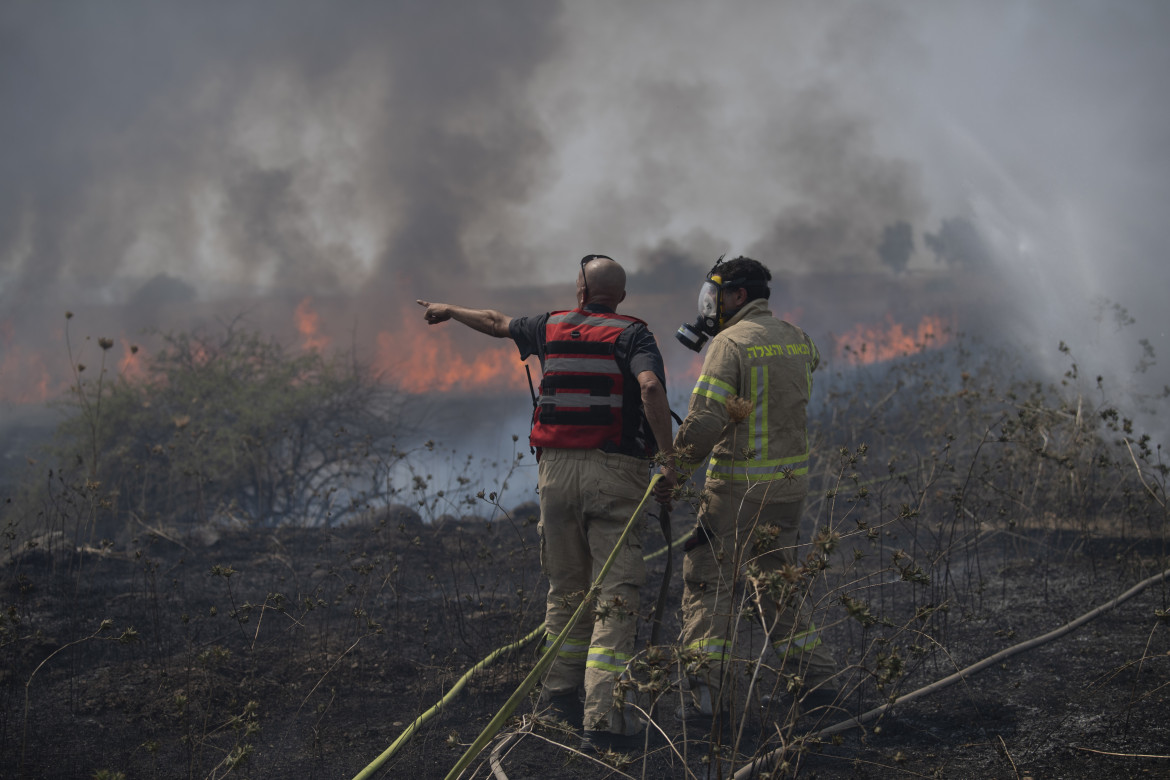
xmin=537 ymin=691 xmax=584 ymax=730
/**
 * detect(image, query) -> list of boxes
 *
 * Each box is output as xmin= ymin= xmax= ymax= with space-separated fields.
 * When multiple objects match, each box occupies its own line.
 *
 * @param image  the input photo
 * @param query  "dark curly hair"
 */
xmin=717 ymin=256 xmax=771 ymax=301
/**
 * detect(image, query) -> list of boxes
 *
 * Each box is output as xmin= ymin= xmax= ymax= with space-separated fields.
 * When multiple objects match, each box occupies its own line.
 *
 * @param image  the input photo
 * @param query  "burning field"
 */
xmin=1 ymin=303 xmax=1167 ymax=780
xmin=0 ymin=268 xmax=971 ymax=407
xmin=2 ymin=3 xmax=1169 ymax=776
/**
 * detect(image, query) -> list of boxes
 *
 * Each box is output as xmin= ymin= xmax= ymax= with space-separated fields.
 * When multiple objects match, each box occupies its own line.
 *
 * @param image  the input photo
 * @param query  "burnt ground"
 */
xmin=2 ymin=503 xmax=1168 ymax=780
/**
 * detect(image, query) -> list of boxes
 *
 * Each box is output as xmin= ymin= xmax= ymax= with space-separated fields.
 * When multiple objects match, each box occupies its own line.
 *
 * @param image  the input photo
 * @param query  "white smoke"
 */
xmin=1 ymin=0 xmax=1167 ymax=442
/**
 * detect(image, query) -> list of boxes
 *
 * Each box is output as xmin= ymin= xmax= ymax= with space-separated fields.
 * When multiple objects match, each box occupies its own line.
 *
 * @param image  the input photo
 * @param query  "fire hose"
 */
xmin=352 ymin=461 xmax=937 ymax=778
xmin=731 ymin=565 xmax=1170 ymax=780
xmin=350 ymin=624 xmax=545 ymax=780
xmin=479 ymin=564 xmax=1170 ymax=780
xmin=352 ymin=474 xmax=669 ymax=780
xmin=649 ymin=505 xmax=672 ymax=646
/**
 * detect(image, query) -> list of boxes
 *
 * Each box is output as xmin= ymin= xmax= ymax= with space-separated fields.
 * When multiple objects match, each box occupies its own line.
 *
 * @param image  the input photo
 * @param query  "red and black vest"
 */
xmin=529 ymin=309 xmax=652 ymax=456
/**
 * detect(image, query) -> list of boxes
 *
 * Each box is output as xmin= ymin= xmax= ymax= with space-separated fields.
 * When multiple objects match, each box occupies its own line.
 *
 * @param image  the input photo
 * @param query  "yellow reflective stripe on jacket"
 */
xmin=771 ymin=624 xmax=823 ymax=658
xmin=542 ymin=632 xmax=588 ymax=661
xmin=706 ymin=450 xmax=810 ymax=482
xmin=585 ymin=647 xmax=634 ymax=674
xmin=748 ymin=364 xmax=767 ymax=457
xmin=686 ymin=637 xmax=731 ymax=662
xmin=693 ymin=373 xmax=735 ymax=404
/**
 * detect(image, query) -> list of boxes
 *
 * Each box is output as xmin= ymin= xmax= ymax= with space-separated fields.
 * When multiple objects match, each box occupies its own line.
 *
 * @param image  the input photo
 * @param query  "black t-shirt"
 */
xmin=508 ymin=304 xmax=667 ymax=456
xmin=508 ymin=305 xmax=666 ymax=385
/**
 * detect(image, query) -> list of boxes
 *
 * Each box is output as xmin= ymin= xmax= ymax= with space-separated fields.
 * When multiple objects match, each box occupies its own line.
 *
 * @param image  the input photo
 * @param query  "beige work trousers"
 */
xmin=679 ymin=490 xmax=838 ymax=711
xmin=537 ymin=447 xmax=649 ymax=734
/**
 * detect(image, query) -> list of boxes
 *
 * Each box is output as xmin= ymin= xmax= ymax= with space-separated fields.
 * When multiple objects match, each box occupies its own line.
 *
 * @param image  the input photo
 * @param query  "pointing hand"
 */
xmin=416 ymin=300 xmax=452 ymax=325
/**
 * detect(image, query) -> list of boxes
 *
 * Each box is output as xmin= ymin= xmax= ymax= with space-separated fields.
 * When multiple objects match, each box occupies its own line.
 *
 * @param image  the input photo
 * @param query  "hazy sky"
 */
xmin=2 ymin=1 xmax=1167 ymax=402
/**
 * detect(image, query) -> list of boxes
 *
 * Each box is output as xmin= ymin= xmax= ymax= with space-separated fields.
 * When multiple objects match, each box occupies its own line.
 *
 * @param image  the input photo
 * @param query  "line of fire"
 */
xmin=1 ymin=269 xmax=985 ymax=409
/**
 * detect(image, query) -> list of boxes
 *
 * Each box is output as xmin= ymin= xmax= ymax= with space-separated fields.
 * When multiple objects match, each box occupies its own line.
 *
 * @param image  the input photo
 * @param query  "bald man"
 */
xmin=417 ymin=255 xmax=675 ymax=752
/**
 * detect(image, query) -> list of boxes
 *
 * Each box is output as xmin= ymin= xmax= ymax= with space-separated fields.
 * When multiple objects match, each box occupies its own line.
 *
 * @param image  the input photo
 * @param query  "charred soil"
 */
xmin=2 ymin=508 xmax=1168 ymax=780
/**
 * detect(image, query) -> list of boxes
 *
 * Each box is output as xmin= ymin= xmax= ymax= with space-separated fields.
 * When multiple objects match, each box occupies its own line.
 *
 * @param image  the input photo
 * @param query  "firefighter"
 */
xmin=417 ymin=255 xmax=675 ymax=752
xmin=658 ymin=255 xmax=839 ymax=727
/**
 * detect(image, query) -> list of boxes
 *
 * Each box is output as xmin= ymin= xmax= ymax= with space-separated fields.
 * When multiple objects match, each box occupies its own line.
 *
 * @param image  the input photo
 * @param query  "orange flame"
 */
xmin=377 ymin=311 xmax=532 ymax=394
xmin=295 ymin=297 xmax=331 ymax=353
xmin=119 ymin=339 xmax=145 ymax=380
xmin=0 ymin=345 xmax=52 ymax=404
xmin=833 ymin=313 xmax=950 ymax=367
xmin=833 ymin=314 xmax=951 ymax=365
xmin=0 ymin=320 xmax=55 ymax=404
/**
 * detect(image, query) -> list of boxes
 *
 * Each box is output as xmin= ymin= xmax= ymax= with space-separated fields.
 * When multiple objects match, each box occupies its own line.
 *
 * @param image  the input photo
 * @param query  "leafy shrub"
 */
xmin=29 ymin=317 xmax=410 ymax=538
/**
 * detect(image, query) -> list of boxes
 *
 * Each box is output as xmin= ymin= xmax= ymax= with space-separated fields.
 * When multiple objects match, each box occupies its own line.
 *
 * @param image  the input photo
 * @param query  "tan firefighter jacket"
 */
xmin=674 ymin=297 xmax=818 ymax=503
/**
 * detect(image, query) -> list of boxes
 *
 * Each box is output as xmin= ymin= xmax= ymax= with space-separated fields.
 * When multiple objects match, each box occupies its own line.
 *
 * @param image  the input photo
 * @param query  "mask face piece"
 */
xmin=697 ymin=278 xmax=722 ymax=322
xmin=675 ymin=274 xmax=725 ymax=352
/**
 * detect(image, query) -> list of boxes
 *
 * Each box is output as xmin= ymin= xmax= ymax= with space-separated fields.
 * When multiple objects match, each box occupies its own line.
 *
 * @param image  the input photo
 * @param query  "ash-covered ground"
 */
xmin=2 ymin=500 xmax=1167 ymax=780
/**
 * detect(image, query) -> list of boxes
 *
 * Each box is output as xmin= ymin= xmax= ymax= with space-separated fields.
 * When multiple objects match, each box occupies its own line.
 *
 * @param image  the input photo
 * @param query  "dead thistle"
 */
xmin=727 ymin=394 xmax=754 ymax=423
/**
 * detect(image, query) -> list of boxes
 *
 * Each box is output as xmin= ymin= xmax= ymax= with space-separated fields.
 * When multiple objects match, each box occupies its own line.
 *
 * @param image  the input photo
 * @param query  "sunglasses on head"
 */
xmin=579 ymin=254 xmax=611 ymax=302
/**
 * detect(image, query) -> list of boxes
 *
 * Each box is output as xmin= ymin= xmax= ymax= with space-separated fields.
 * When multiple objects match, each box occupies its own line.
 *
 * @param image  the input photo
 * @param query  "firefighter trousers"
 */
xmin=536 ymin=448 xmax=649 ymax=735
xmin=679 ymin=490 xmax=838 ymax=712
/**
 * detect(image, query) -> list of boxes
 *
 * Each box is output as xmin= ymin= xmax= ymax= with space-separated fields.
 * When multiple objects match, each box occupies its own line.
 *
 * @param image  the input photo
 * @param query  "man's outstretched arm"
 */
xmin=416 ymin=300 xmax=513 ymax=338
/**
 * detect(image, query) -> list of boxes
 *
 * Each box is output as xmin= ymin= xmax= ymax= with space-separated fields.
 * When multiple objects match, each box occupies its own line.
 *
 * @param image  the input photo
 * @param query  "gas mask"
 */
xmin=675 ymin=256 xmax=729 ymax=352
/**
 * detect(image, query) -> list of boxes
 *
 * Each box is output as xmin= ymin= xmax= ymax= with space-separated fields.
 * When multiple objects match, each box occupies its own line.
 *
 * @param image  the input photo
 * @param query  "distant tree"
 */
xmin=51 ymin=318 xmax=408 ymax=533
xmin=924 ymin=216 xmax=993 ymax=269
xmin=878 ymin=221 xmax=915 ymax=274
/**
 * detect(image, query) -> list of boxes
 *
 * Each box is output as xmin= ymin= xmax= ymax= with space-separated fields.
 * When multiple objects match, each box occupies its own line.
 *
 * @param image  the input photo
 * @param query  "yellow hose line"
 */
xmin=356 ymin=463 xmax=920 ymax=777
xmin=730 ymin=566 xmax=1170 ymax=780
xmin=350 ymin=474 xmax=663 ymax=780
xmin=644 ymin=508 xmax=689 ymax=560
xmin=351 ymin=624 xmax=545 ymax=780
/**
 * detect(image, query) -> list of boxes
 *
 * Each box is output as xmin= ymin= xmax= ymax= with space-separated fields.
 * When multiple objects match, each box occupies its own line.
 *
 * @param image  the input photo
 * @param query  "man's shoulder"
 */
xmin=715 ymin=316 xmax=811 ymax=354
xmin=516 ymin=311 xmax=552 ymax=327
xmin=735 ymin=312 xmax=806 ymax=337
xmin=623 ymin=319 xmax=663 ymax=357
xmin=718 ymin=314 xmax=772 ymax=343
xmin=508 ymin=313 xmax=552 ymax=352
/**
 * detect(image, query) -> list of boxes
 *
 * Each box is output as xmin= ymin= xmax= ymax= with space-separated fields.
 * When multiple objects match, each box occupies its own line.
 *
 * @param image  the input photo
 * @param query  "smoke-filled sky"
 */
xmin=2 ymin=0 xmax=1168 ymax=417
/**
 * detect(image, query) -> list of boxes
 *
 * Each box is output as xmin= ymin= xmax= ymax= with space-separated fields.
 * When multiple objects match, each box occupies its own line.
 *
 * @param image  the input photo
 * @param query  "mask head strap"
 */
xmin=706 ymin=256 xmax=767 ymax=304
xmin=704 ymin=254 xmax=727 ymax=284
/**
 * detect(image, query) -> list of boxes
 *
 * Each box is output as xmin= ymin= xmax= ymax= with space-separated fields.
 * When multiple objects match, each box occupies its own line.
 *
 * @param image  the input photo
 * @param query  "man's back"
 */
xmin=698 ymin=298 xmax=818 ymax=501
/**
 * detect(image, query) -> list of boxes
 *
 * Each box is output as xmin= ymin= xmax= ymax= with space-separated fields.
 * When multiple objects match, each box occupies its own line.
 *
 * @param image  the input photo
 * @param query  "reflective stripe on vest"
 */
xmin=529 ymin=309 xmax=646 ymax=452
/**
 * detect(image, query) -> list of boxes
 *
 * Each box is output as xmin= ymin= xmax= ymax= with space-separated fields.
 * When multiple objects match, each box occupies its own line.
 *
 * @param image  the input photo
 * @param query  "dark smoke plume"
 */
xmin=1 ymin=2 xmax=1167 ymax=447
xmin=0 ymin=1 xmax=562 ymax=308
